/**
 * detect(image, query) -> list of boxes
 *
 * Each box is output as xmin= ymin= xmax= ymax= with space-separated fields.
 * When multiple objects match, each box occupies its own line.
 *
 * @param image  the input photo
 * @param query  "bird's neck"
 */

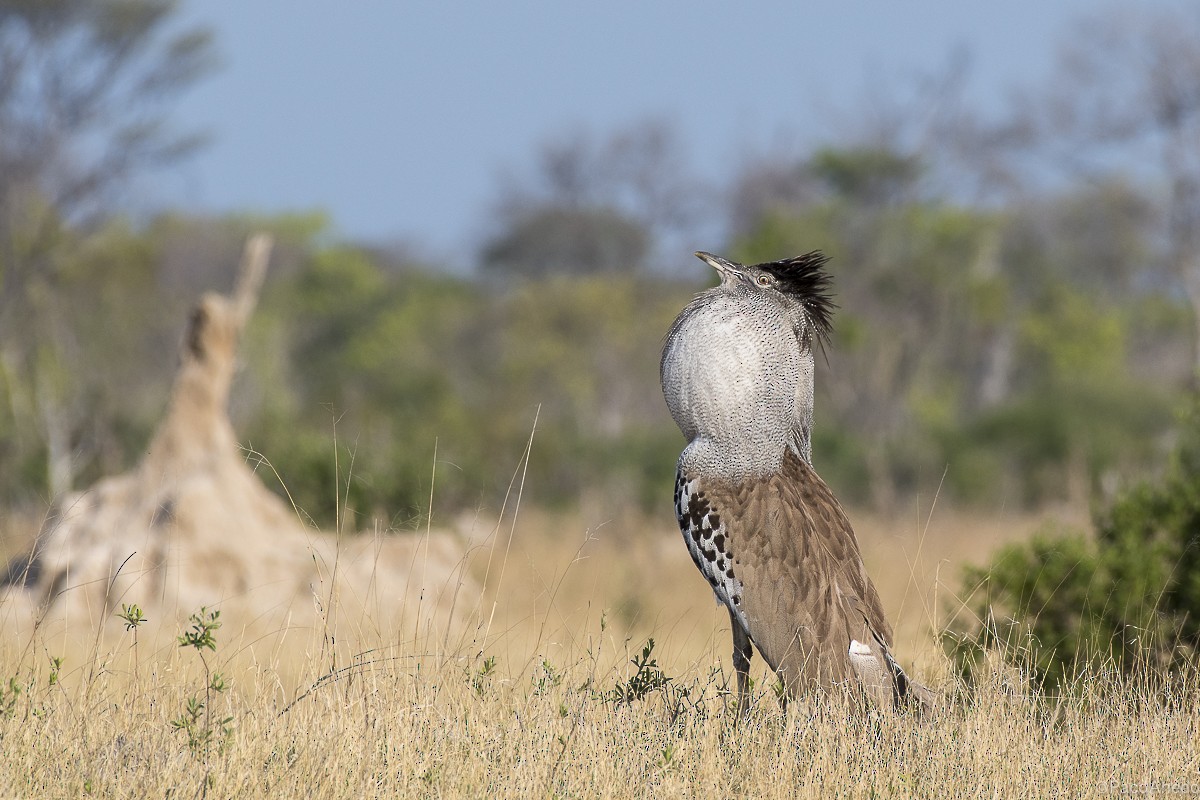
xmin=795 ymin=357 xmax=815 ymax=464
xmin=680 ymin=433 xmax=786 ymax=484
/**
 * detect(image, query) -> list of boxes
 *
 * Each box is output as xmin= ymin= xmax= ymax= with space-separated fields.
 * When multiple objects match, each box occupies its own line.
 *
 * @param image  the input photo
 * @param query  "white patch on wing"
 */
xmin=849 ymin=639 xmax=872 ymax=657
xmin=674 ymin=470 xmax=750 ymax=635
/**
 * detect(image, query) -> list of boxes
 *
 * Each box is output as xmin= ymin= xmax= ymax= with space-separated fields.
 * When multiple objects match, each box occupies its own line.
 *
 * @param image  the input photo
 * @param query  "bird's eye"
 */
xmin=756 ymin=274 xmax=772 ymax=287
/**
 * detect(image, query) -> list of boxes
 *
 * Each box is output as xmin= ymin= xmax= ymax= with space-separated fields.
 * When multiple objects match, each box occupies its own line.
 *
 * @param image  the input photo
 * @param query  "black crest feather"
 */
xmin=756 ymin=251 xmax=836 ymax=347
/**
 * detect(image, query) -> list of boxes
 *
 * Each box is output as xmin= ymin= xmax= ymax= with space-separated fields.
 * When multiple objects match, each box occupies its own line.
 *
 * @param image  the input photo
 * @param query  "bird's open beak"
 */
xmin=694 ymin=251 xmax=739 ymax=277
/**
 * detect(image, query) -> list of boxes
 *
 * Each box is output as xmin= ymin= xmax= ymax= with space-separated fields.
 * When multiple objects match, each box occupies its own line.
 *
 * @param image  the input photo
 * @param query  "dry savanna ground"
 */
xmin=1 ymin=501 xmax=1196 ymax=799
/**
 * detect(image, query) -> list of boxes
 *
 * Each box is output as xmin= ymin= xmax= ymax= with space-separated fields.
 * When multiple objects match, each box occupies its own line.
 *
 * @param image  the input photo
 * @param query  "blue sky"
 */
xmin=165 ymin=1 xmax=1193 ymax=266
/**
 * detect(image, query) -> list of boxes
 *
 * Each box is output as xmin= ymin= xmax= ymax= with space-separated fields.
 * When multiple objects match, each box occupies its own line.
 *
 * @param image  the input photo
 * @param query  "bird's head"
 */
xmin=694 ymin=250 xmax=836 ymax=350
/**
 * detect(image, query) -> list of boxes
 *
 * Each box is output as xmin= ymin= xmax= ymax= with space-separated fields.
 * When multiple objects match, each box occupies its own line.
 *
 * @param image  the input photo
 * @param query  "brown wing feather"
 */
xmin=708 ymin=449 xmax=897 ymax=695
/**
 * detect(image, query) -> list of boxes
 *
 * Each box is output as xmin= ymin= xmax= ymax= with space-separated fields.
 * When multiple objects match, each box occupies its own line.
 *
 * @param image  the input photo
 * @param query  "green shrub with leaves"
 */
xmin=948 ymin=403 xmax=1200 ymax=688
xmin=172 ymin=607 xmax=234 ymax=757
xmin=606 ymin=639 xmax=670 ymax=707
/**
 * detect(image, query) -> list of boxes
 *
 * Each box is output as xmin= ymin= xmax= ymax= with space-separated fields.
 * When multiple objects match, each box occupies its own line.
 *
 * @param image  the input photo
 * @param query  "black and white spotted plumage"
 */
xmin=673 ymin=470 xmax=749 ymax=634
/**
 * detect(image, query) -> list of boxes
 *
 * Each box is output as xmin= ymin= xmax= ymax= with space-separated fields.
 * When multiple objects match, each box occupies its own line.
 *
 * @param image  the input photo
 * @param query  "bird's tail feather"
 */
xmin=843 ymin=595 xmax=940 ymax=712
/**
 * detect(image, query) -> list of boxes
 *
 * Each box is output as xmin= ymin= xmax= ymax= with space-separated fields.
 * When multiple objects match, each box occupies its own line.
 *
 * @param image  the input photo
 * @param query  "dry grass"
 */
xmin=2 ymin=500 xmax=1196 ymax=799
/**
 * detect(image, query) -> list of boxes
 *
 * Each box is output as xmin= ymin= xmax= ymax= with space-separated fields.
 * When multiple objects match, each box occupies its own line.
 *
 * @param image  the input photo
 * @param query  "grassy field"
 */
xmin=1 ymin=502 xmax=1196 ymax=798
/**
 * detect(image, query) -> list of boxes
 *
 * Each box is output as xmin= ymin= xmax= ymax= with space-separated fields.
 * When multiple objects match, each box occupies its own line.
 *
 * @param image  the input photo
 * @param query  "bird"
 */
xmin=660 ymin=250 xmax=934 ymax=714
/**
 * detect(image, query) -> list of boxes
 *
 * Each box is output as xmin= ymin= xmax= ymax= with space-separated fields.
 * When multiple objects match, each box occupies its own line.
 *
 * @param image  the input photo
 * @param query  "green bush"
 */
xmin=947 ymin=403 xmax=1200 ymax=688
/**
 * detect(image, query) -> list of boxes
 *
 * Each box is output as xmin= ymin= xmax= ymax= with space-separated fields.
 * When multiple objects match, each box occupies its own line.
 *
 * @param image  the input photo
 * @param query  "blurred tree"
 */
xmin=481 ymin=207 xmax=650 ymax=278
xmin=0 ymin=212 xmax=322 ymax=510
xmin=480 ymin=119 xmax=703 ymax=277
xmin=970 ymin=282 xmax=1171 ymax=507
xmin=727 ymin=159 xmax=819 ymax=243
xmin=733 ymin=145 xmax=999 ymax=509
xmin=0 ymin=0 xmax=215 ymax=498
xmin=729 ymin=140 xmax=1179 ymax=510
xmin=809 ymin=146 xmax=923 ymax=208
xmin=240 ymin=245 xmax=694 ymax=526
xmin=487 ymin=275 xmax=689 ymax=511
xmin=1004 ymin=7 xmax=1200 ymax=376
xmin=247 ymin=244 xmax=483 ymax=526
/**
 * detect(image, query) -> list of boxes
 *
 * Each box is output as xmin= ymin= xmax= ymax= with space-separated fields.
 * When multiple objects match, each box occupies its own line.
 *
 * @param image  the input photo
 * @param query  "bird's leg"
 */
xmin=730 ymin=608 xmax=752 ymax=718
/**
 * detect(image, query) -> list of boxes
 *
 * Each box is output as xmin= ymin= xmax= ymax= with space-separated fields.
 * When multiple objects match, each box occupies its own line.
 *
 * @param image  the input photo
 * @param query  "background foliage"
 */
xmin=0 ymin=187 xmax=1188 ymax=528
xmin=947 ymin=402 xmax=1200 ymax=688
